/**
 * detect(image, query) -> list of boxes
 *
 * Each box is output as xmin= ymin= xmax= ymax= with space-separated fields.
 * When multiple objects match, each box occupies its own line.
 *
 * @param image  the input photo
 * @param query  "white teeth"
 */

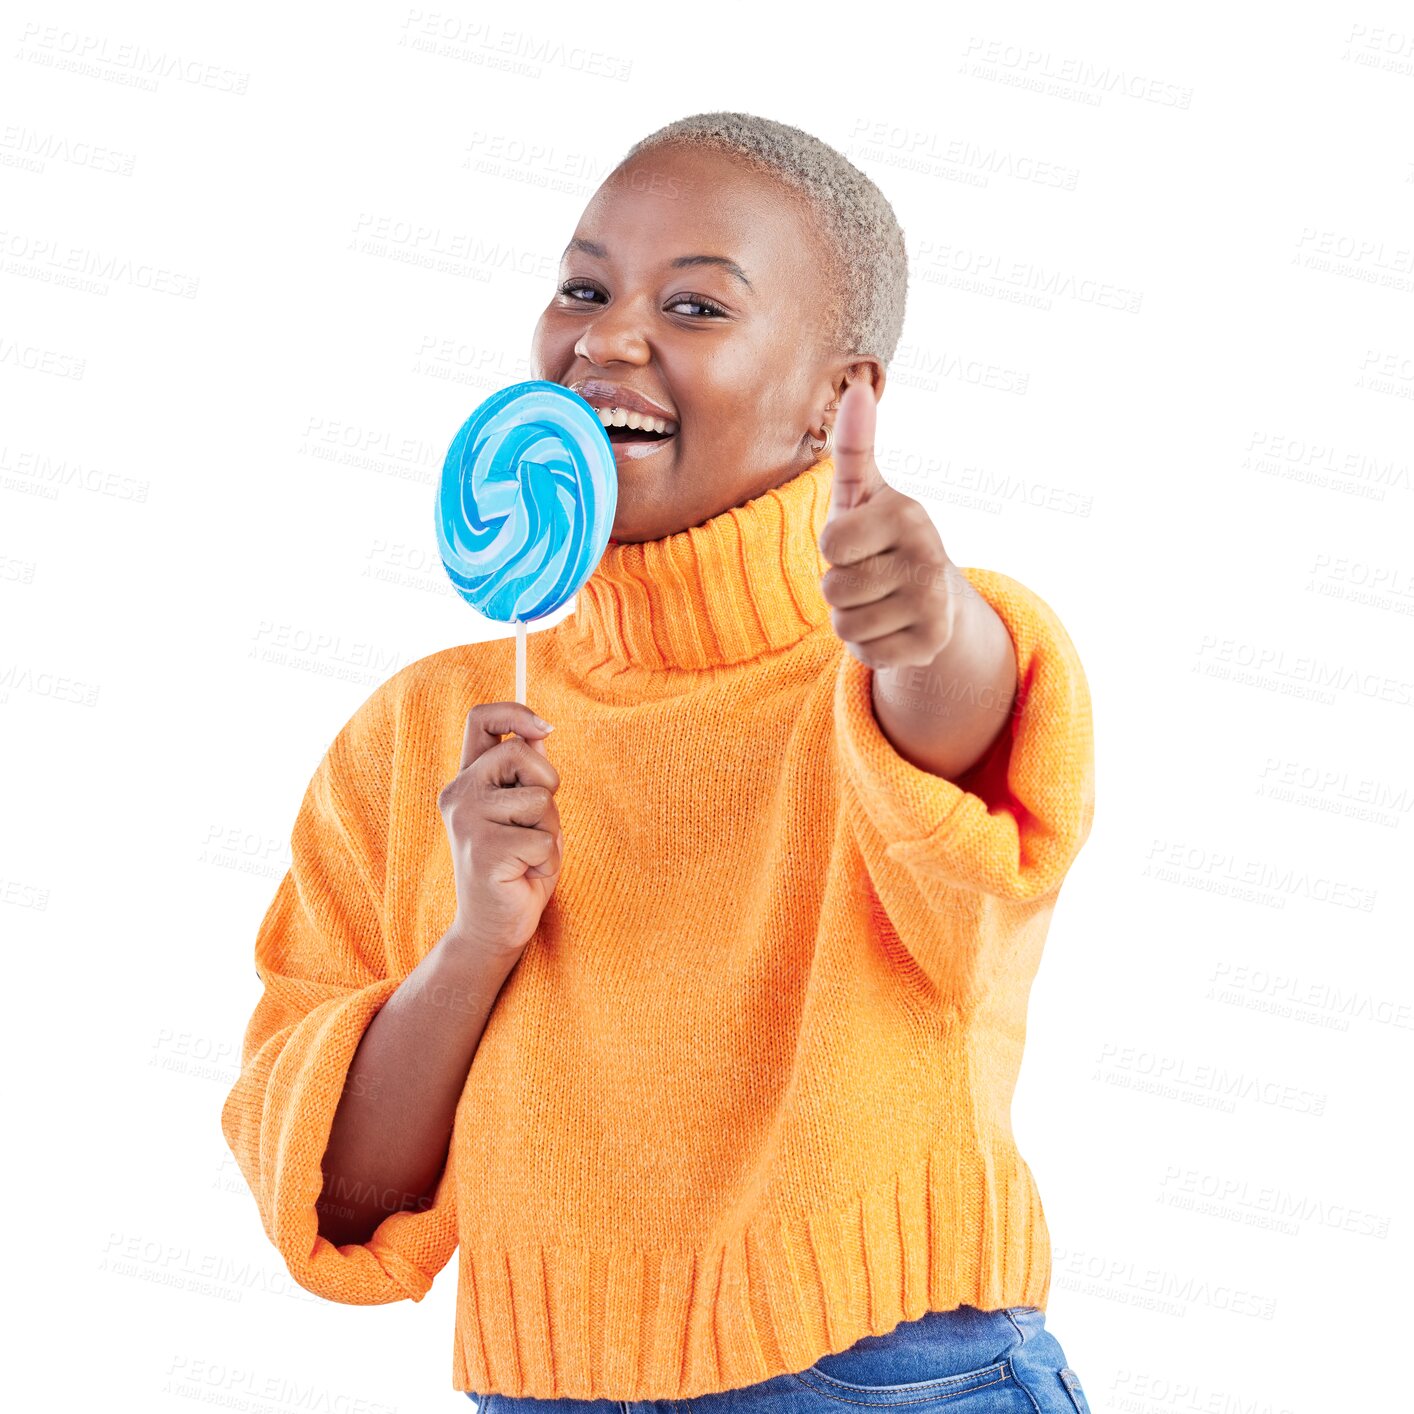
xmin=593 ymin=406 xmax=677 ymax=435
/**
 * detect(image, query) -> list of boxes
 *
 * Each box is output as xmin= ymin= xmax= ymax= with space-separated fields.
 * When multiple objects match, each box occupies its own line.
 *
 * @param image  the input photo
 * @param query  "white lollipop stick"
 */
xmin=515 ymin=617 xmax=527 ymax=706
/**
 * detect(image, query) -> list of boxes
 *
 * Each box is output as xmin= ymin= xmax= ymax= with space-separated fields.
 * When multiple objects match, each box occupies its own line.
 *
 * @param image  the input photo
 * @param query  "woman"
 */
xmin=222 ymin=111 xmax=1096 ymax=1414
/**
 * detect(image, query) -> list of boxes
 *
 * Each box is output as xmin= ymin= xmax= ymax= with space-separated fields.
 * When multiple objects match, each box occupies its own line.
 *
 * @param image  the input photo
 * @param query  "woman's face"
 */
xmin=531 ymin=145 xmax=883 ymax=542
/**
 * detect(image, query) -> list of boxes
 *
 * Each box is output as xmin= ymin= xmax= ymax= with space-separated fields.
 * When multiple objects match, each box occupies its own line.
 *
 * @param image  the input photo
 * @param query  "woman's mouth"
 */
xmin=593 ymin=406 xmax=678 ymax=459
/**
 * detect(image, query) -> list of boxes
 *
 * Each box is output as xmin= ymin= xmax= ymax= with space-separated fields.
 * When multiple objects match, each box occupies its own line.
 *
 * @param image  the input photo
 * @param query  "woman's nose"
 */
xmin=574 ymin=303 xmax=652 ymax=366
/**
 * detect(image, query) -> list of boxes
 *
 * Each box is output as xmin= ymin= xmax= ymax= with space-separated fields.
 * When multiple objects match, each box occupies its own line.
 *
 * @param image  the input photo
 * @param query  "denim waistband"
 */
xmin=806 ymin=1304 xmax=1039 ymax=1386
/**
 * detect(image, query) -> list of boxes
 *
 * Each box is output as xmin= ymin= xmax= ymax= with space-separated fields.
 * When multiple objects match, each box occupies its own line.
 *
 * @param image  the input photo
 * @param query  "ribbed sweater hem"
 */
xmin=450 ymin=1137 xmax=1049 ymax=1400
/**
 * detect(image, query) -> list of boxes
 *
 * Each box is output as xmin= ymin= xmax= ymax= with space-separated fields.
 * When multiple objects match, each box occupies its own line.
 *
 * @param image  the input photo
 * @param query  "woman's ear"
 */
xmin=812 ymin=358 xmax=885 ymax=440
xmin=825 ymin=361 xmax=885 ymax=419
xmin=842 ymin=359 xmax=886 ymax=403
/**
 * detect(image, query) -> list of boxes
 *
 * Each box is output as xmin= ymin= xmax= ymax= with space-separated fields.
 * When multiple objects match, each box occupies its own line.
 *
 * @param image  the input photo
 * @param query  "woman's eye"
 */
xmin=667 ymin=294 xmax=727 ymax=319
xmin=557 ymin=281 xmax=726 ymax=319
xmin=559 ymin=280 xmax=603 ymax=304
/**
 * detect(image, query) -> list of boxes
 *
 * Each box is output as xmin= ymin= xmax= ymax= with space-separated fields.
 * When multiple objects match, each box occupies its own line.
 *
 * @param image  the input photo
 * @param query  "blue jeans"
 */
xmin=465 ymin=1304 xmax=1092 ymax=1413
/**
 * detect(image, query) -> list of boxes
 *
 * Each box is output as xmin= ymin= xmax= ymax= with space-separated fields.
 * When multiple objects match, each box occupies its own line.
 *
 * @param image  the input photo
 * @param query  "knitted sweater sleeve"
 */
xmin=833 ymin=567 xmax=1095 ymax=1007
xmin=219 ymin=668 xmax=458 ymax=1304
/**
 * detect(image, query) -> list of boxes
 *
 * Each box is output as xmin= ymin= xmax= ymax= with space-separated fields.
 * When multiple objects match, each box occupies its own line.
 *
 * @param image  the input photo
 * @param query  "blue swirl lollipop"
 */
xmin=435 ymin=379 xmax=617 ymax=703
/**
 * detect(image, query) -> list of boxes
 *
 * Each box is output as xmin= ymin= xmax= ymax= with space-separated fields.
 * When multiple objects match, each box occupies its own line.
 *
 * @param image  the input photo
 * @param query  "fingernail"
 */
xmin=534 ymin=716 xmax=554 ymax=731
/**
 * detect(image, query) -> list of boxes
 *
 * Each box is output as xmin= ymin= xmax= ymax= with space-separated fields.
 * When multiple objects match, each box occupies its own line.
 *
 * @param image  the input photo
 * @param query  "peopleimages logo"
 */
xmin=960 ymin=36 xmax=1194 ymax=108
xmin=0 ymin=229 xmax=199 ymax=298
xmin=16 ymin=22 xmax=250 ymax=94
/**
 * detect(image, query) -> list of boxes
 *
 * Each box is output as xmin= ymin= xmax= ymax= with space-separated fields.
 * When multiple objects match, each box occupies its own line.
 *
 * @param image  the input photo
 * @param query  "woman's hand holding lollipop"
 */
xmin=438 ymin=701 xmax=563 ymax=956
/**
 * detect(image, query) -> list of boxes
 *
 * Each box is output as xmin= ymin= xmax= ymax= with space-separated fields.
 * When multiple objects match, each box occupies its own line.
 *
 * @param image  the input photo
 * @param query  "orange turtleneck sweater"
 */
xmin=220 ymin=455 xmax=1096 ymax=1402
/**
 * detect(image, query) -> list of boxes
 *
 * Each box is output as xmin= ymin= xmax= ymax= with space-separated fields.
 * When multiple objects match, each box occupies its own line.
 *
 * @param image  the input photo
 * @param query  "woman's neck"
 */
xmin=558 ymin=456 xmax=838 ymax=679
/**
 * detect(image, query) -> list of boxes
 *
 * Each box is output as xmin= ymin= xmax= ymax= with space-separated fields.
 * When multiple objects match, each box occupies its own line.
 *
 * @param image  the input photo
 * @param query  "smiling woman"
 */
xmin=529 ymin=111 xmax=909 ymax=542
xmin=223 ymin=109 xmax=1096 ymax=1414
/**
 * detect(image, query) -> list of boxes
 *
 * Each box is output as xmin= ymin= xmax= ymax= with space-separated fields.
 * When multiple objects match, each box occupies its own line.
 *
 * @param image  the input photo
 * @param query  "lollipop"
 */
xmin=435 ymin=380 xmax=618 ymax=705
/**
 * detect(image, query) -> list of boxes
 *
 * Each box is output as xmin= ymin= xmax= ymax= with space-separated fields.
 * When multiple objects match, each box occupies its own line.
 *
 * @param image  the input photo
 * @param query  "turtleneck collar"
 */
xmin=557 ymin=455 xmax=838 ymax=678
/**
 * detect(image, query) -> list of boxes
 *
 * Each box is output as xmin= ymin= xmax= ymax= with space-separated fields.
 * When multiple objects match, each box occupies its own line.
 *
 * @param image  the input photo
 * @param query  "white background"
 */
xmin=4 ymin=2 xmax=1411 ymax=1410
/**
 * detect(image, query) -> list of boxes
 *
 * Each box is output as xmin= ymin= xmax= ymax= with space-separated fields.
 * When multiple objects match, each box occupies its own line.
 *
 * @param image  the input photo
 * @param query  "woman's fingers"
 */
xmin=458 ymin=701 xmax=555 ymax=773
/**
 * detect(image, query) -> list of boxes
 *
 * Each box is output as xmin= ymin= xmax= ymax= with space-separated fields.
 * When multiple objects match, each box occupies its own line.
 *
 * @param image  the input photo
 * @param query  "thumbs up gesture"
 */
xmin=818 ymin=380 xmax=965 ymax=672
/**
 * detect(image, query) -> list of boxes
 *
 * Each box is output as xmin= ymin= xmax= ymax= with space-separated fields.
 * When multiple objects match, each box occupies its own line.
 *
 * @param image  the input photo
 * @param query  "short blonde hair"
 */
xmin=621 ymin=111 xmax=908 ymax=371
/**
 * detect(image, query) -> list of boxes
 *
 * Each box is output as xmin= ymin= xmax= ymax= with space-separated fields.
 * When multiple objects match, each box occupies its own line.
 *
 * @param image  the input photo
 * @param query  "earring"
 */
xmin=811 ymin=422 xmax=834 ymax=459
